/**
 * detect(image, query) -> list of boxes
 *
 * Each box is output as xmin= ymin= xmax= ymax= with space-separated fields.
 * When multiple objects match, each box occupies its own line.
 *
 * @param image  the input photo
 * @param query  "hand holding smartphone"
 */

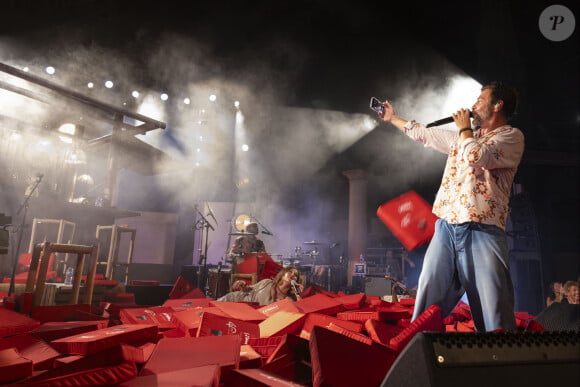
xmin=369 ymin=97 xmax=384 ymax=116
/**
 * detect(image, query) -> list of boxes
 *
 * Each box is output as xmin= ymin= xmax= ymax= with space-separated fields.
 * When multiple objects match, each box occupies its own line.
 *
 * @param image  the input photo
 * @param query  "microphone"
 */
xmin=290 ymin=279 xmax=301 ymax=295
xmin=36 ymin=173 xmax=44 ymax=182
xmin=426 ymin=111 xmax=473 ymax=128
xmin=261 ymin=230 xmax=273 ymax=236
xmin=206 ymin=203 xmax=218 ymax=225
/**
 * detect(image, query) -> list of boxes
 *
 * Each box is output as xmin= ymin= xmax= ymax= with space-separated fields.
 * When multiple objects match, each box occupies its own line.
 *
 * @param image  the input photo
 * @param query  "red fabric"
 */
xmin=50 ymin=324 xmax=158 ymax=355
xmin=0 ymin=307 xmax=41 ymax=337
xmin=140 ymin=335 xmax=241 ymax=377
xmin=119 ymin=364 xmax=220 ymax=387
xmin=389 ymin=304 xmax=444 ymax=352
xmin=309 ymin=326 xmax=398 ymax=387
xmin=364 ymin=319 xmax=404 ymax=346
xmin=377 ymin=190 xmax=439 ymax=251
xmin=30 ymin=321 xmax=102 ymax=342
xmin=259 ymin=311 xmax=306 ymax=338
xmin=236 ymin=255 xmax=259 ymax=275
xmin=196 ymin=312 xmax=260 ymax=344
xmin=0 ymin=333 xmax=61 ymax=370
xmin=294 ymin=293 xmax=345 ymax=315
xmin=119 ymin=306 xmax=176 ymax=330
xmin=258 ymin=254 xmax=283 ymax=280
xmin=0 ymin=347 xmax=33 ymax=383
xmin=299 ymin=312 xmax=363 ymax=341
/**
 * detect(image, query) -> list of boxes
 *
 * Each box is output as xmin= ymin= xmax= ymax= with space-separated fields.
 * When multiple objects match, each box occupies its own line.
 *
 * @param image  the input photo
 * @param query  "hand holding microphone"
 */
xmin=290 ymin=279 xmax=303 ymax=300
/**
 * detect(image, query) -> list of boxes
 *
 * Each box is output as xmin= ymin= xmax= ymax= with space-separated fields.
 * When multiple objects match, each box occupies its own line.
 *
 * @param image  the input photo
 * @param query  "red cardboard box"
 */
xmin=50 ymin=324 xmax=158 ymax=355
xmin=377 ymin=191 xmax=438 ymax=251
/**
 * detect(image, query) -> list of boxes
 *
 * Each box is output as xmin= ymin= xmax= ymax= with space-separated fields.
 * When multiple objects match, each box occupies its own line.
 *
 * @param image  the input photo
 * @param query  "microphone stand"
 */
xmin=8 ymin=175 xmax=43 ymax=296
xmin=194 ymin=208 xmax=214 ymax=296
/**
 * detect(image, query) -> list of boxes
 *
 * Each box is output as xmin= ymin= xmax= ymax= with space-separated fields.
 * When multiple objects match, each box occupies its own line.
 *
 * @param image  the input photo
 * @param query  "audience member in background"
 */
xmin=546 ymin=281 xmax=564 ymax=307
xmin=217 ymin=265 xmax=303 ymax=306
xmin=562 ymin=280 xmax=579 ymax=305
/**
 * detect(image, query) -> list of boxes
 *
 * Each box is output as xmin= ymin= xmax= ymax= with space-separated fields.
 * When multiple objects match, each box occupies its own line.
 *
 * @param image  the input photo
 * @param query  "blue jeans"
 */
xmin=411 ymin=219 xmax=516 ymax=331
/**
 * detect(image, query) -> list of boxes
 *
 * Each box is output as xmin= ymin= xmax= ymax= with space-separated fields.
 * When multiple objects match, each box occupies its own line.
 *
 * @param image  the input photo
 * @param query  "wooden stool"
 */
xmin=25 ymin=242 xmax=99 ymax=307
xmin=27 ymin=218 xmax=76 ymax=275
xmin=95 ymin=225 xmax=136 ymax=283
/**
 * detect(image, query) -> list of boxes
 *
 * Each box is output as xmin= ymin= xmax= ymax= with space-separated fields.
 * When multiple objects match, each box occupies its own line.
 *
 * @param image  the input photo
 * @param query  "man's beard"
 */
xmin=472 ymin=106 xmax=493 ymax=126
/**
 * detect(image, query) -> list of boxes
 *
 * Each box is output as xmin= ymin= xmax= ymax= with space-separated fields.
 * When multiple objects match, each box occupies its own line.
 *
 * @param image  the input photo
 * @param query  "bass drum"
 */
xmin=207 ymin=270 xmax=231 ymax=299
xmin=309 ymin=265 xmax=346 ymax=292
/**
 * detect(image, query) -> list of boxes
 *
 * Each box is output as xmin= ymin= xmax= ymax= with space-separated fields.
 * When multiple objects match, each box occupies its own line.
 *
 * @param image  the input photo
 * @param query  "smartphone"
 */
xmin=370 ymin=97 xmax=384 ymax=115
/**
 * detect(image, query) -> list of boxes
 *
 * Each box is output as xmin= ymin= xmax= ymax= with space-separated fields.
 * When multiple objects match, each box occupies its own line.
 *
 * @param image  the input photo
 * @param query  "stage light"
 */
xmin=196 ymin=148 xmax=201 ymax=152
xmin=195 ymin=162 xmax=200 ymax=167
xmin=183 ymin=98 xmax=191 ymax=105
xmin=58 ymin=123 xmax=76 ymax=136
xmin=132 ymin=90 xmax=140 ymax=98
xmin=241 ymin=144 xmax=249 ymax=152
xmin=87 ymin=82 xmax=94 ymax=88
xmin=23 ymin=67 xmax=29 ymax=72
xmin=209 ymin=94 xmax=217 ymax=102
xmin=234 ymin=100 xmax=240 ymax=108
xmin=64 ymin=148 xmax=87 ymax=164
xmin=45 ymin=66 xmax=55 ymax=75
xmin=199 ymin=135 xmax=204 ymax=141
xmin=160 ymin=93 xmax=168 ymax=101
xmin=104 ymin=80 xmax=114 ymax=88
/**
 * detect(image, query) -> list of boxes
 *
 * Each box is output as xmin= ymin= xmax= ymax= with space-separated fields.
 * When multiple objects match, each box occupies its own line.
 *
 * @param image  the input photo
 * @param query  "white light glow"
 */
xmin=441 ymin=76 xmax=482 ymax=119
xmin=234 ymin=100 xmax=240 ymax=108
xmin=241 ymin=144 xmax=249 ymax=152
xmin=132 ymin=90 xmax=140 ymax=98
xmin=105 ymin=80 xmax=114 ymax=89
xmin=45 ymin=66 xmax=55 ymax=75
xmin=183 ymin=98 xmax=191 ymax=105
xmin=58 ymin=123 xmax=76 ymax=135
xmin=87 ymin=82 xmax=94 ymax=88
xmin=160 ymin=93 xmax=168 ymax=101
xmin=209 ymin=94 xmax=217 ymax=102
xmin=23 ymin=67 xmax=29 ymax=72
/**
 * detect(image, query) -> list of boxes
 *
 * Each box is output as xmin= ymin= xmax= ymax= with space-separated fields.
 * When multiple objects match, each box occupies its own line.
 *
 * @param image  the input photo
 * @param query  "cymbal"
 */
xmin=229 ymin=232 xmax=257 ymax=236
xmin=303 ymin=240 xmax=321 ymax=245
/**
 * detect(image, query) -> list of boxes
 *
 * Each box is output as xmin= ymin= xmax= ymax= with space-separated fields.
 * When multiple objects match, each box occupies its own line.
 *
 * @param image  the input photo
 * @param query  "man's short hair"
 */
xmin=482 ymin=81 xmax=518 ymax=120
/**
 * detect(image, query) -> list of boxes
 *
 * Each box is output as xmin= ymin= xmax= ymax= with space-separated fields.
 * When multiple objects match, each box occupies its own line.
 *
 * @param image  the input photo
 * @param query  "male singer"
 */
xmin=375 ymin=81 xmax=524 ymax=331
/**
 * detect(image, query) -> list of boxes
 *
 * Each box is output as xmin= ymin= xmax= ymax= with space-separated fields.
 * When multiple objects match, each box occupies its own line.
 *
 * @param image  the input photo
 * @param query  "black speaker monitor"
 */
xmin=382 ymin=331 xmax=580 ymax=387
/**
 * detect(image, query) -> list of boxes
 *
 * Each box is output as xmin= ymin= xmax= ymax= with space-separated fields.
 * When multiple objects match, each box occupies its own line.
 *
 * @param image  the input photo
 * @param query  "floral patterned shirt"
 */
xmin=403 ymin=121 xmax=524 ymax=229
